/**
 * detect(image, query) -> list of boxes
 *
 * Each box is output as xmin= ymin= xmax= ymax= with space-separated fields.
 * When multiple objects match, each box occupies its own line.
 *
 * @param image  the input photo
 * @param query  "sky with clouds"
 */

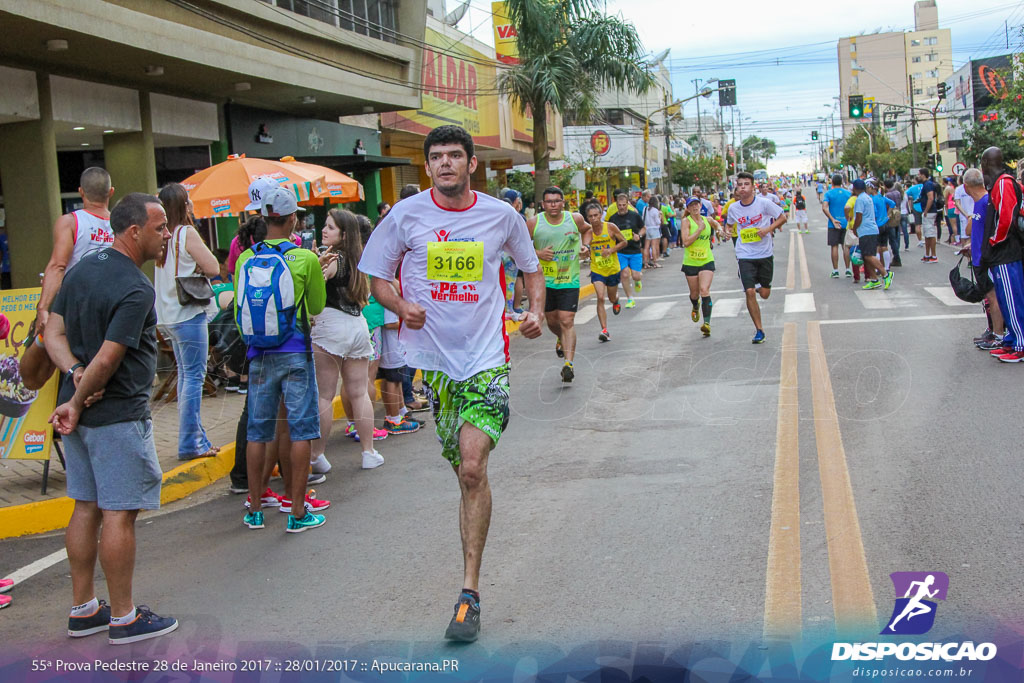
xmin=453 ymin=0 xmax=1024 ymax=173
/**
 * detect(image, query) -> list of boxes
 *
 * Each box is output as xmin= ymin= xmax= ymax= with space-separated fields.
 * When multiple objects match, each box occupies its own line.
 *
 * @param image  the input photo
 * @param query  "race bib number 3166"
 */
xmin=427 ymin=241 xmax=484 ymax=281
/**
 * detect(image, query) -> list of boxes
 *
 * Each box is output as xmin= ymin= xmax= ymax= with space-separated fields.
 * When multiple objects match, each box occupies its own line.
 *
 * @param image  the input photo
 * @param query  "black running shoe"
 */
xmin=561 ymin=363 xmax=574 ymax=383
xmin=444 ymin=592 xmax=481 ymax=642
xmin=973 ymin=331 xmax=996 ymax=346
xmin=555 ymin=339 xmax=564 ymax=358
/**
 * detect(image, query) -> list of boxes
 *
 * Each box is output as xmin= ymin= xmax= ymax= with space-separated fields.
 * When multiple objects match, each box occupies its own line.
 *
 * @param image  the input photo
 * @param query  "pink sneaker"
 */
xmin=0 ymin=594 xmax=10 ymax=609
xmin=0 ymin=578 xmax=13 ymax=594
xmin=353 ymin=428 xmax=388 ymax=442
xmin=280 ymin=491 xmax=331 ymax=513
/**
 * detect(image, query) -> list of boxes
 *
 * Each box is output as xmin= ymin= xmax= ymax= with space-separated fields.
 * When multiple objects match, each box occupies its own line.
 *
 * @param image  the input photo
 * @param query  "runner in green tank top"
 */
xmin=527 ymin=186 xmax=590 ymax=383
xmin=680 ymin=197 xmax=725 ymax=337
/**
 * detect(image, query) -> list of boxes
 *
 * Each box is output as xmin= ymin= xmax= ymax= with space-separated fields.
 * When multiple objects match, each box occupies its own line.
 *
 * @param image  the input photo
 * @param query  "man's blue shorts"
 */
xmin=590 ymin=271 xmax=621 ymax=287
xmin=617 ymin=253 xmax=644 ymax=273
xmin=247 ymin=352 xmax=320 ymax=442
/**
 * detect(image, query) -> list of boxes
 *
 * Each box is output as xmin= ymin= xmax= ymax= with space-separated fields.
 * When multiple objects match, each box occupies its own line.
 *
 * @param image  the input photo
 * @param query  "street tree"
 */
xmin=498 ymin=0 xmax=654 ymax=204
xmin=741 ymin=136 xmax=777 ymax=165
xmin=672 ymin=154 xmax=725 ymax=190
xmin=961 ymin=120 xmax=1024 ymax=166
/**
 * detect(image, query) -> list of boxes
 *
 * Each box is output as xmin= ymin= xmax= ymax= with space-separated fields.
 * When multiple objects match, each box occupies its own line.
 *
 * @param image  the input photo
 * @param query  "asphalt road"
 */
xmin=1 ymin=192 xmax=1020 ymax=669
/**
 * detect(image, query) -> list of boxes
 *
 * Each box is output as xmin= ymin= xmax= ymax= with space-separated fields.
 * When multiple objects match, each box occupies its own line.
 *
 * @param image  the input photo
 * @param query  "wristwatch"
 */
xmin=68 ymin=362 xmax=86 ymax=377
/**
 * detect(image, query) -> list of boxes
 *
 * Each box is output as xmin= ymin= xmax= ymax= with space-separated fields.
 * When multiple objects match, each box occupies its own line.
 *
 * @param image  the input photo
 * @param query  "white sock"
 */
xmin=386 ymin=415 xmax=400 ymax=423
xmin=110 ymin=607 xmax=137 ymax=625
xmin=883 ymin=251 xmax=892 ymax=270
xmin=70 ymin=597 xmax=99 ymax=617
xmin=398 ymin=406 xmax=408 ymax=418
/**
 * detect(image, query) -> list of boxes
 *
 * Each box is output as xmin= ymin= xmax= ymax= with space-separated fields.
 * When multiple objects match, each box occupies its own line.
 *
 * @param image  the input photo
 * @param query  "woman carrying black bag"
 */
xmin=155 ymin=183 xmax=221 ymax=460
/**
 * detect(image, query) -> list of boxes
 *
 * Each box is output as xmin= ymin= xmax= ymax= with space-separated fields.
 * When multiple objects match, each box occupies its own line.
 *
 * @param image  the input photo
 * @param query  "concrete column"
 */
xmin=358 ymin=171 xmax=383 ymax=222
xmin=104 ymin=91 xmax=158 ymax=202
xmin=0 ymin=73 xmax=61 ymax=289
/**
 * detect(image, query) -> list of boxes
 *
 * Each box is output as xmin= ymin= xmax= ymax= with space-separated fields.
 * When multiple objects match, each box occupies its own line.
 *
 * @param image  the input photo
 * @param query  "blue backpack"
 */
xmin=236 ymin=241 xmax=308 ymax=349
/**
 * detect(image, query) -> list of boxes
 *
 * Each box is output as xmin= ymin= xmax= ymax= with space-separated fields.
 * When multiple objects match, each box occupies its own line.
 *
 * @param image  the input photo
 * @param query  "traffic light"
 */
xmin=849 ymin=94 xmax=864 ymax=119
xmin=937 ymin=82 xmax=947 ymax=100
xmin=934 ymin=153 xmax=943 ymax=173
xmin=811 ymin=130 xmax=818 ymax=140
xmin=718 ymin=79 xmax=736 ymax=106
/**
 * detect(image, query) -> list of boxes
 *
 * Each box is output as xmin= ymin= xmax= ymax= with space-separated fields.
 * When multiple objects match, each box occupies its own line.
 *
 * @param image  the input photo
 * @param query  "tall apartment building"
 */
xmin=837 ymin=0 xmax=954 ymax=168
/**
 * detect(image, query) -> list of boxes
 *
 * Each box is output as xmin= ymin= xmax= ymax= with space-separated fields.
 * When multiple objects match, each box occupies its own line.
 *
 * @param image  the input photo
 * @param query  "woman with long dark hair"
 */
xmin=154 ymin=183 xmax=220 ymax=460
xmin=309 ymin=209 xmax=383 ymax=471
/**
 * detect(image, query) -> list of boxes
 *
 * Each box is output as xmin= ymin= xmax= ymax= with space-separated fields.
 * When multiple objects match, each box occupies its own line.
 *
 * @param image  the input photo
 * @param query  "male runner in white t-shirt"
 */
xmin=359 ymin=125 xmax=544 ymax=642
xmin=727 ymin=172 xmax=787 ymax=343
xmin=37 ymin=167 xmax=115 ymax=335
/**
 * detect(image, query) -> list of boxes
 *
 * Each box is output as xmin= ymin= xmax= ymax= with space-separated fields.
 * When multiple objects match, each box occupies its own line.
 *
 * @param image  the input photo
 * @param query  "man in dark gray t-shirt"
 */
xmin=46 ymin=192 xmax=179 ymax=645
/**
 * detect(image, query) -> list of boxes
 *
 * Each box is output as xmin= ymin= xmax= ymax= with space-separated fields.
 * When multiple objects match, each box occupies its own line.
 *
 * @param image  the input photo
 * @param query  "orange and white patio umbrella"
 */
xmin=181 ymin=154 xmax=327 ymax=218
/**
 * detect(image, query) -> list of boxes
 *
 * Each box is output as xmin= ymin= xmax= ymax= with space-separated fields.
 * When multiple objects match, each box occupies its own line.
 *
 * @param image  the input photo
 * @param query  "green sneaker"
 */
xmin=243 ymin=510 xmax=264 ymax=529
xmin=624 ymin=298 xmax=636 ymax=309
xmin=862 ymin=280 xmax=882 ymax=290
xmin=883 ymin=271 xmax=894 ymax=290
xmin=635 ymin=280 xmax=642 ymax=293
xmin=286 ymin=512 xmax=326 ymax=534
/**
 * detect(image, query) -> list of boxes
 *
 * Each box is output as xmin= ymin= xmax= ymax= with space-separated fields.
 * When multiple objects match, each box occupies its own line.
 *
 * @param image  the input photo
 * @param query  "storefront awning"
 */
xmin=294 ymin=154 xmax=411 ymax=173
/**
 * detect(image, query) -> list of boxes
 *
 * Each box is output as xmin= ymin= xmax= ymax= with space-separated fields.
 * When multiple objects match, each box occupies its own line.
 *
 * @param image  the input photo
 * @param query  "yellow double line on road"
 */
xmin=786 ymin=231 xmax=812 ymax=291
xmin=762 ymin=321 xmax=877 ymax=640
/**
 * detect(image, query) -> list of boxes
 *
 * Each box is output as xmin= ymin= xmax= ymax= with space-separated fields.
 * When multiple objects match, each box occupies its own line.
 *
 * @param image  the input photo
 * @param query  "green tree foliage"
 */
xmin=672 ymin=154 xmax=725 ymax=189
xmin=741 ymin=136 xmax=777 ymax=164
xmin=498 ymin=0 xmax=655 ymax=204
xmin=961 ymin=120 xmax=1024 ymax=166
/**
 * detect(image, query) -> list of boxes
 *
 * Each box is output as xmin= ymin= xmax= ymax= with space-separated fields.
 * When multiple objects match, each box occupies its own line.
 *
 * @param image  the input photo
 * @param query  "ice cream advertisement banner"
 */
xmin=0 ymin=288 xmax=56 ymax=461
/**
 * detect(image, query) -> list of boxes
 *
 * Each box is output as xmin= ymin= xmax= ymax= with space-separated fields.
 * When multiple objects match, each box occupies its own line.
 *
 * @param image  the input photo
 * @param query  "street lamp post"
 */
xmin=644 ymin=86 xmax=717 ymax=188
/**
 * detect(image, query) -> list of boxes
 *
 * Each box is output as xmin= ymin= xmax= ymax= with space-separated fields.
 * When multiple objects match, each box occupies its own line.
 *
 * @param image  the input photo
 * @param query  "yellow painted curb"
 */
xmin=0 ymin=287 xmax=598 ymax=539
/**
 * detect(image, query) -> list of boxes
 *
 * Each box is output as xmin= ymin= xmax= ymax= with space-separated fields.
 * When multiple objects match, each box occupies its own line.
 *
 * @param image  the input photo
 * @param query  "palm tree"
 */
xmin=498 ymin=0 xmax=655 ymax=203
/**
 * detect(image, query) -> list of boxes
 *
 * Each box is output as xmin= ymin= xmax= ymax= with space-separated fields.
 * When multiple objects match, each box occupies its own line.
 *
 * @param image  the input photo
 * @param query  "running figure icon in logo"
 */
xmin=882 ymin=571 xmax=949 ymax=635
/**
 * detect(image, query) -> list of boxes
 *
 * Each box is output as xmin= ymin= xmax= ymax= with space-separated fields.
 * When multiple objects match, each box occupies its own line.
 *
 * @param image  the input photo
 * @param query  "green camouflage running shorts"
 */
xmin=421 ymin=364 xmax=511 ymax=466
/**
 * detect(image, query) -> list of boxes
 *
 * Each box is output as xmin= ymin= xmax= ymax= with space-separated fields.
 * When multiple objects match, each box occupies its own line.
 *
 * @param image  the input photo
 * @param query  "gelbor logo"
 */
xmin=211 ymin=198 xmax=232 ymax=215
xmin=881 ymin=571 xmax=948 ymax=635
xmin=23 ymin=430 xmax=46 ymax=454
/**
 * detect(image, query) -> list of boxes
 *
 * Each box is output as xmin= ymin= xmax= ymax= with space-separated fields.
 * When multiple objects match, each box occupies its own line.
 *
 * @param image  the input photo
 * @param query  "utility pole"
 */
xmin=909 ymin=73 xmax=919 ymax=169
xmin=664 ymin=90 xmax=672 ymax=193
xmin=692 ymin=78 xmax=702 ymax=156
xmin=737 ymin=110 xmax=744 ymax=170
xmin=718 ymin=108 xmax=727 ymax=184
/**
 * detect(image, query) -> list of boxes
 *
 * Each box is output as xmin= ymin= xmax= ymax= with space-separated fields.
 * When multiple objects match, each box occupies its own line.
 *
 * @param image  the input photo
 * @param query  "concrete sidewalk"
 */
xmin=0 ymin=285 xmax=593 ymax=538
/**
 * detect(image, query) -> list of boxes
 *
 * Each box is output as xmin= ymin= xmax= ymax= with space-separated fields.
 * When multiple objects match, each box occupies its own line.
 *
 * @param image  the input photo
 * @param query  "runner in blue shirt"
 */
xmin=822 ymin=174 xmax=853 ymax=278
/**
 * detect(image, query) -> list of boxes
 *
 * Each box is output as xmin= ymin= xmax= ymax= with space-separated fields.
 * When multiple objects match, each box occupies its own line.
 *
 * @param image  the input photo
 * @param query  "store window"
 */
xmin=911 ymin=56 xmax=922 ymax=63
xmin=259 ymin=0 xmax=397 ymax=42
xmin=910 ymin=39 xmax=921 ymax=46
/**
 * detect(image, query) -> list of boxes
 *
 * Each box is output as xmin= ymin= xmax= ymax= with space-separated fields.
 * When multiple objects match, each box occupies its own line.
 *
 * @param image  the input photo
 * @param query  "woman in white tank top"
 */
xmin=154 ymin=183 xmax=220 ymax=460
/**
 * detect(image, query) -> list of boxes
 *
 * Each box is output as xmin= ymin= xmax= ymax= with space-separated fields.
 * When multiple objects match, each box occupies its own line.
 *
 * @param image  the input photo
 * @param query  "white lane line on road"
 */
xmin=853 ymin=290 xmax=896 ymax=309
xmin=784 ymin=293 xmax=816 ymax=314
xmin=634 ymin=287 xmax=788 ymax=301
xmin=797 ymin=232 xmax=811 ymax=289
xmin=925 ymin=286 xmax=974 ymax=307
xmin=7 ymin=548 xmax=68 ymax=587
xmin=764 ymin=322 xmax=802 ymax=639
xmin=807 ymin=321 xmax=877 ymax=635
xmin=634 ymin=301 xmax=677 ymax=322
xmin=787 ymin=232 xmax=796 ymax=290
xmin=712 ymin=299 xmax=744 ymax=318
xmin=575 ymin=305 xmax=597 ymax=326
xmin=819 ymin=313 xmax=985 ymax=325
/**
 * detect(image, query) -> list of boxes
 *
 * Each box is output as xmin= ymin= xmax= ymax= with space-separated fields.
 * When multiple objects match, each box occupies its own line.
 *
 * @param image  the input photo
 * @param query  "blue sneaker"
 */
xmin=752 ymin=330 xmax=766 ymax=344
xmin=384 ymin=417 xmax=420 ymax=435
xmin=286 ymin=512 xmax=326 ymax=534
xmin=68 ymin=599 xmax=111 ymax=638
xmin=108 ymin=606 xmax=178 ymax=645
xmin=243 ymin=510 xmax=264 ymax=529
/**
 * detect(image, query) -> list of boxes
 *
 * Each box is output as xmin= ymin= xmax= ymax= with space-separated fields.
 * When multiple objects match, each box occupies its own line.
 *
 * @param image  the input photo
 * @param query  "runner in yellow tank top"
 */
xmin=582 ymin=202 xmax=626 ymax=342
xmin=680 ymin=197 xmax=726 ymax=337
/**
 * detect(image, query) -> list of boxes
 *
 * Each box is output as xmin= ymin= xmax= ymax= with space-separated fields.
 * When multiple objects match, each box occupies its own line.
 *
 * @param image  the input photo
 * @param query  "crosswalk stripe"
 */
xmin=853 ymin=290 xmax=897 ymax=309
xmin=712 ymin=298 xmax=744 ymax=318
xmin=634 ymin=301 xmax=677 ymax=321
xmin=575 ymin=305 xmax=597 ymax=325
xmin=924 ymin=286 xmax=974 ymax=307
xmin=784 ymin=293 xmax=816 ymax=313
